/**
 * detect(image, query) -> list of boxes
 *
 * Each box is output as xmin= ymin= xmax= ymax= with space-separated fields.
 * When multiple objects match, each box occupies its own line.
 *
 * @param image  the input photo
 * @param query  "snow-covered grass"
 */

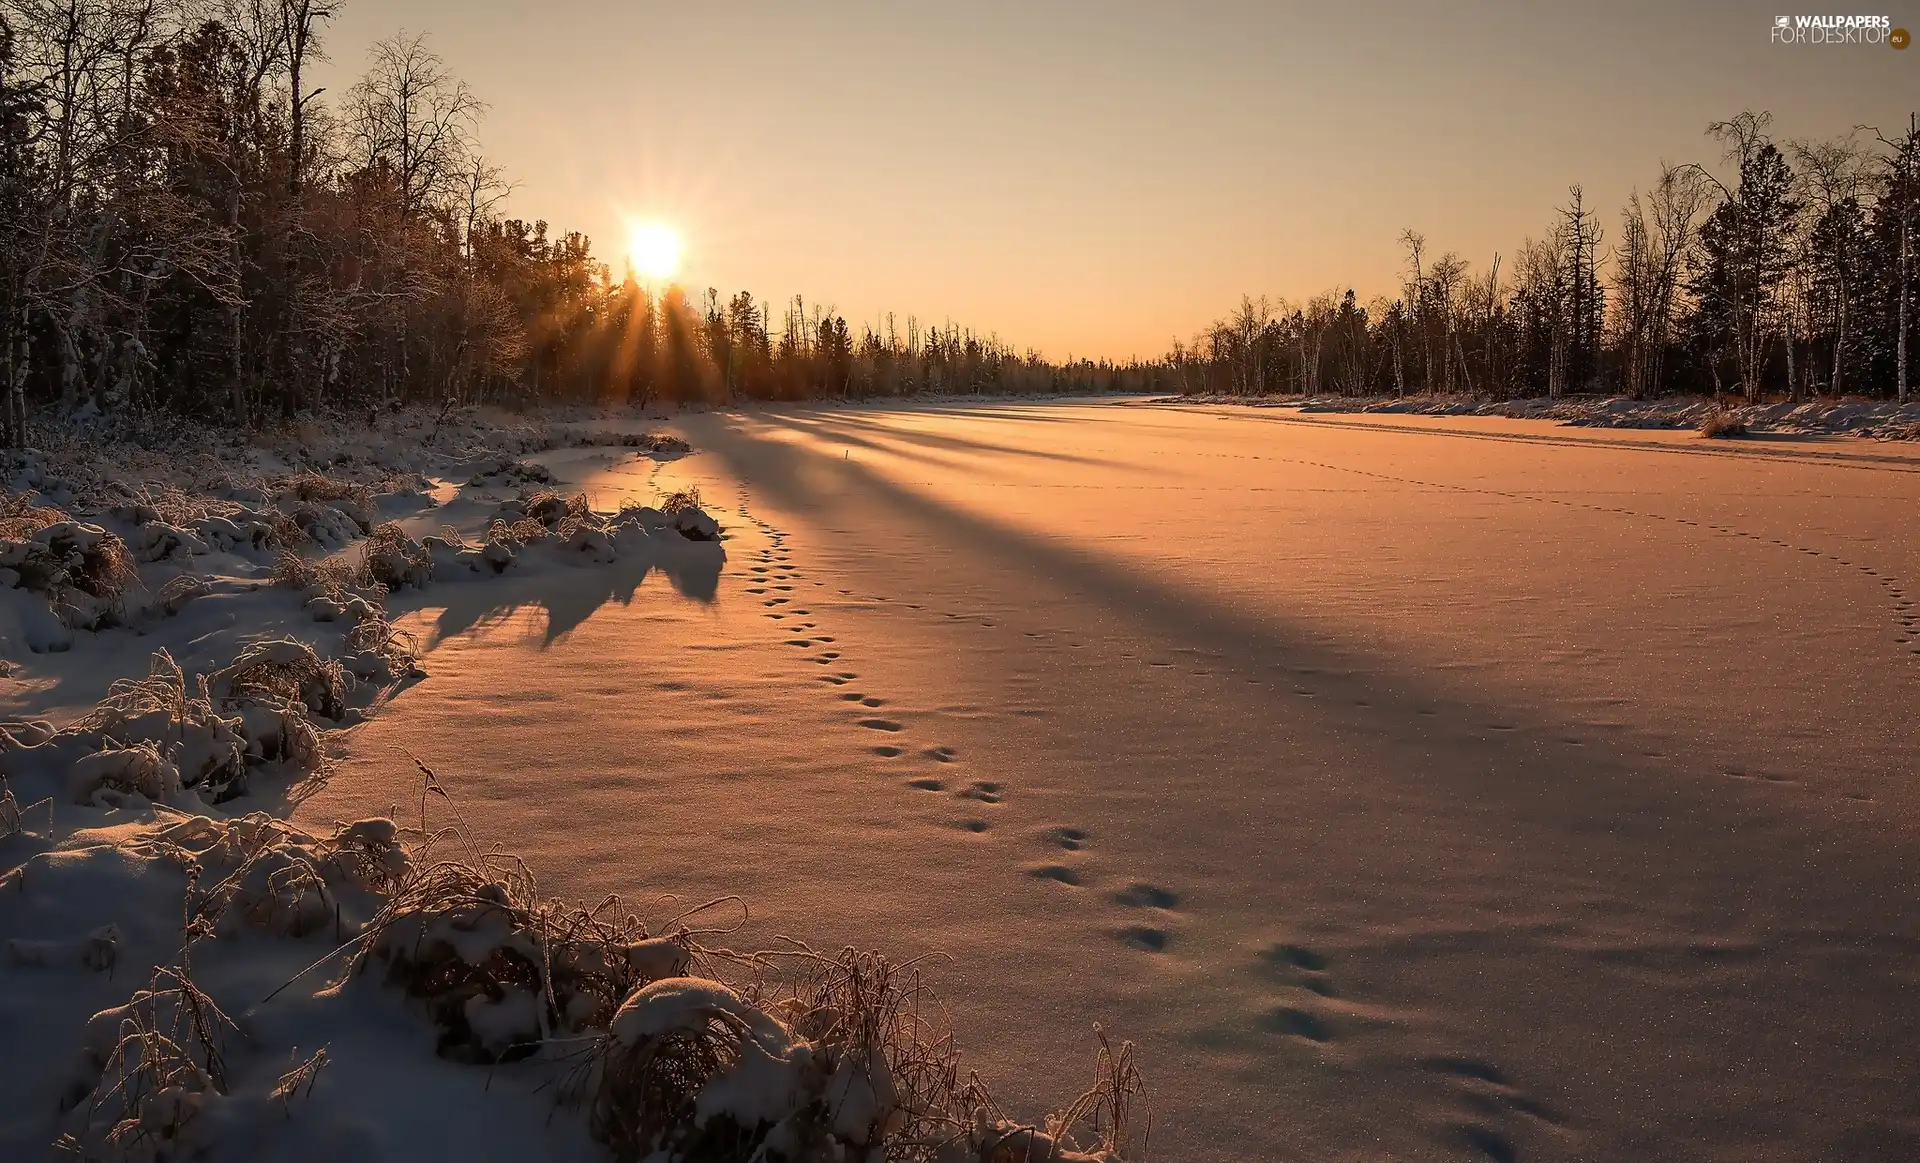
xmin=1698 ymin=410 xmax=1749 ymax=439
xmin=0 ymin=405 xmax=1143 ymax=1163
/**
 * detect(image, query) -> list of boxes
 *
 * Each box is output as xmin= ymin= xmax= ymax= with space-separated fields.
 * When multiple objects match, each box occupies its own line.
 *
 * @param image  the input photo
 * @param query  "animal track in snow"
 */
xmin=1026 ymin=864 xmax=1082 ymax=886
xmin=1113 ymin=883 xmax=1180 ymax=910
xmin=1259 ymin=942 xmax=1337 ymax=996
xmin=1117 ymin=926 xmax=1169 ymax=952
xmin=1044 ymin=826 xmax=1089 ymax=851
xmin=856 ymin=718 xmax=904 ymax=732
xmin=958 ymin=781 xmax=1002 ymax=804
xmin=1260 ymin=1006 xmax=1331 ymax=1042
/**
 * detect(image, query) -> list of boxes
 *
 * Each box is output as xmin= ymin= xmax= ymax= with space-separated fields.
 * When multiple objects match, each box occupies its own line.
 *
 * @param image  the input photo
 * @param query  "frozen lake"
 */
xmin=307 ymin=399 xmax=1920 ymax=1162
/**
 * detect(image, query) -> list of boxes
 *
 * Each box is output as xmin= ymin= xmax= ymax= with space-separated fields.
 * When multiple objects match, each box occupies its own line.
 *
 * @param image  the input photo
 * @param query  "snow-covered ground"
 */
xmin=3 ymin=411 xmax=1114 ymax=1163
xmin=293 ymin=399 xmax=1920 ymax=1162
xmin=1170 ymin=390 xmax=1920 ymax=439
xmin=10 ymin=398 xmax=1919 ymax=1160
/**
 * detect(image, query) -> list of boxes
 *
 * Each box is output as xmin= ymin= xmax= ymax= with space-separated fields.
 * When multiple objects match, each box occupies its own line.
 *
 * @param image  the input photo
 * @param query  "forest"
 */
xmin=0 ymin=0 xmax=1154 ymax=448
xmin=1173 ymin=112 xmax=1920 ymax=405
xmin=0 ymin=0 xmax=1914 ymax=449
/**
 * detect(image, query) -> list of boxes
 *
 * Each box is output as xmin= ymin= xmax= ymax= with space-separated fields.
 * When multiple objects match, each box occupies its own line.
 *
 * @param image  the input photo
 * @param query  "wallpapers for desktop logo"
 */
xmin=1770 ymin=14 xmax=1909 ymax=46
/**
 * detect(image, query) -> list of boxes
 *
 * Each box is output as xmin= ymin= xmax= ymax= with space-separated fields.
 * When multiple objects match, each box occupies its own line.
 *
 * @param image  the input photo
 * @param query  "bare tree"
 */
xmin=1791 ymin=132 xmax=1872 ymax=395
xmin=1869 ymin=115 xmax=1920 ymax=405
xmin=345 ymin=33 xmax=482 ymax=218
xmin=1614 ymin=165 xmax=1709 ymax=398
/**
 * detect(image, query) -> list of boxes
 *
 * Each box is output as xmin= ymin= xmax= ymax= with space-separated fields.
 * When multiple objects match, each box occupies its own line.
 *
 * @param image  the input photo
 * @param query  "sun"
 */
xmin=625 ymin=221 xmax=683 ymax=282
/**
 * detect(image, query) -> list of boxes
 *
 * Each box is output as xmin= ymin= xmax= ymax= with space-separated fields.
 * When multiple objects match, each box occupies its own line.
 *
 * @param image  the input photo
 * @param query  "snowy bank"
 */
xmin=0 ymin=408 xmax=1143 ymax=1163
xmin=1163 ymin=392 xmax=1920 ymax=439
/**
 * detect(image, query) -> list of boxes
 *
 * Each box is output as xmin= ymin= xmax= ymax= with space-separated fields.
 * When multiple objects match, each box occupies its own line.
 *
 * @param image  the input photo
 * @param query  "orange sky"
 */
xmin=312 ymin=1 xmax=1914 ymax=361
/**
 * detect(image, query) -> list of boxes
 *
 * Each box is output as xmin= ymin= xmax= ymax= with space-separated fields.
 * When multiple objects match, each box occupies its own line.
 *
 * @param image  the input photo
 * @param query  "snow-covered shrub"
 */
xmin=2 ymin=650 xmax=312 ymax=807
xmin=131 ymin=812 xmax=408 ymax=941
xmin=283 ymin=500 xmax=363 ymax=550
xmin=659 ymin=488 xmax=722 ymax=542
xmin=211 ymin=638 xmax=348 ymax=722
xmin=0 ymin=490 xmax=69 ymax=539
xmin=592 ymin=977 xmax=815 ymax=1160
xmin=132 ymin=521 xmax=210 ymax=563
xmin=131 ymin=574 xmax=215 ymax=629
xmin=67 ymin=743 xmax=184 ymax=807
xmin=569 ymin=430 xmax=692 ymax=458
xmin=358 ymin=522 xmax=432 ymax=590
xmin=276 ymin=472 xmax=375 ymax=533
xmin=672 ymin=507 xmax=721 ymax=542
xmin=467 ymin=458 xmax=553 ymax=488
xmin=586 ymin=951 xmax=1145 ymax=1163
xmin=270 ymin=550 xmax=356 ymax=600
xmin=193 ymin=509 xmax=279 ymax=553
xmin=68 ymin=651 xmax=251 ymax=798
xmin=357 ymin=854 xmax=690 ymax=1064
xmin=58 ymin=969 xmax=238 ymax=1160
xmin=419 ymin=526 xmax=510 ymax=577
xmin=0 ymin=518 xmax=140 ymax=630
xmin=1700 ymin=411 xmax=1748 ymax=439
xmin=343 ymin=608 xmax=421 ymax=683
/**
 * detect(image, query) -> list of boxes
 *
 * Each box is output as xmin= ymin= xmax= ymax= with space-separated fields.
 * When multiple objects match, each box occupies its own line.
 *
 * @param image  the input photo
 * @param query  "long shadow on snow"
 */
xmin=389 ymin=541 xmax=724 ymax=651
xmin=691 ymin=411 xmax=1920 ymax=955
xmin=690 ymin=409 xmax=1920 ymax=1156
xmin=770 ymin=410 xmax=1129 ymax=469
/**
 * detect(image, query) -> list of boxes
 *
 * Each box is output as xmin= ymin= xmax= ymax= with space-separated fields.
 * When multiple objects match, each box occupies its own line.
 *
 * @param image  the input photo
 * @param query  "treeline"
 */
xmin=1173 ymin=112 xmax=1920 ymax=404
xmin=0 ymin=1 xmax=1150 ymax=446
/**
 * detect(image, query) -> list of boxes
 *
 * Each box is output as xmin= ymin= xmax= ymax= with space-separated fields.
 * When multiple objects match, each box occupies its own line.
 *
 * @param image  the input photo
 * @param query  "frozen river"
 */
xmin=308 ymin=399 xmax=1920 ymax=1162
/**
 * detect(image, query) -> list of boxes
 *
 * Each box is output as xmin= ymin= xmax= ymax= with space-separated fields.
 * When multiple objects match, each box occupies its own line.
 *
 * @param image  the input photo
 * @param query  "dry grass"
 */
xmin=659 ymin=486 xmax=703 ymax=515
xmin=357 ymin=522 xmax=430 ymax=591
xmin=270 ymin=1047 xmax=329 ymax=1112
xmin=279 ymin=471 xmax=373 ymax=511
xmin=212 ymin=640 xmax=348 ymax=722
xmin=354 ymin=762 xmax=1147 ymax=1159
xmin=271 ymin=550 xmax=355 ymax=599
xmin=3 ymin=517 xmax=140 ymax=602
xmin=584 ymin=940 xmax=1146 ymax=1162
xmin=58 ymin=964 xmax=238 ymax=1159
xmin=0 ymin=491 xmax=67 ymax=540
xmin=1699 ymin=411 xmax=1749 ymax=439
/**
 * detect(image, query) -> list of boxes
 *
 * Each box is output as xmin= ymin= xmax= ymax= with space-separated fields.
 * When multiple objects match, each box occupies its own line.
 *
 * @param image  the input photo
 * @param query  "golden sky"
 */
xmin=312 ymin=1 xmax=1915 ymax=361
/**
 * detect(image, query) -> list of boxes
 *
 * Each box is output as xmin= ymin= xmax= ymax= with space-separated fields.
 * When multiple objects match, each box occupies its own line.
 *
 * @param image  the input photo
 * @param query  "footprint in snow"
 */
xmin=1026 ymin=864 xmax=1082 ymax=886
xmin=857 ymin=718 xmax=903 ymax=732
xmin=1044 ymin=826 xmax=1088 ymax=851
xmin=1259 ymin=942 xmax=1337 ymax=997
xmin=1113 ymin=883 xmax=1180 ymax=910
xmin=1260 ymin=1006 xmax=1331 ymax=1042
xmin=958 ymin=781 xmax=1002 ymax=804
xmin=1117 ymin=926 xmax=1170 ymax=952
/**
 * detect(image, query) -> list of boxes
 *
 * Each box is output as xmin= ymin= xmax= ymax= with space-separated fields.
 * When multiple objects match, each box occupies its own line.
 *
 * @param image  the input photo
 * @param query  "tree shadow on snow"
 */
xmin=764 ymin=410 xmax=1129 ymax=469
xmin=685 ymin=410 xmax=1920 ymax=939
xmin=391 ymin=542 xmax=724 ymax=652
